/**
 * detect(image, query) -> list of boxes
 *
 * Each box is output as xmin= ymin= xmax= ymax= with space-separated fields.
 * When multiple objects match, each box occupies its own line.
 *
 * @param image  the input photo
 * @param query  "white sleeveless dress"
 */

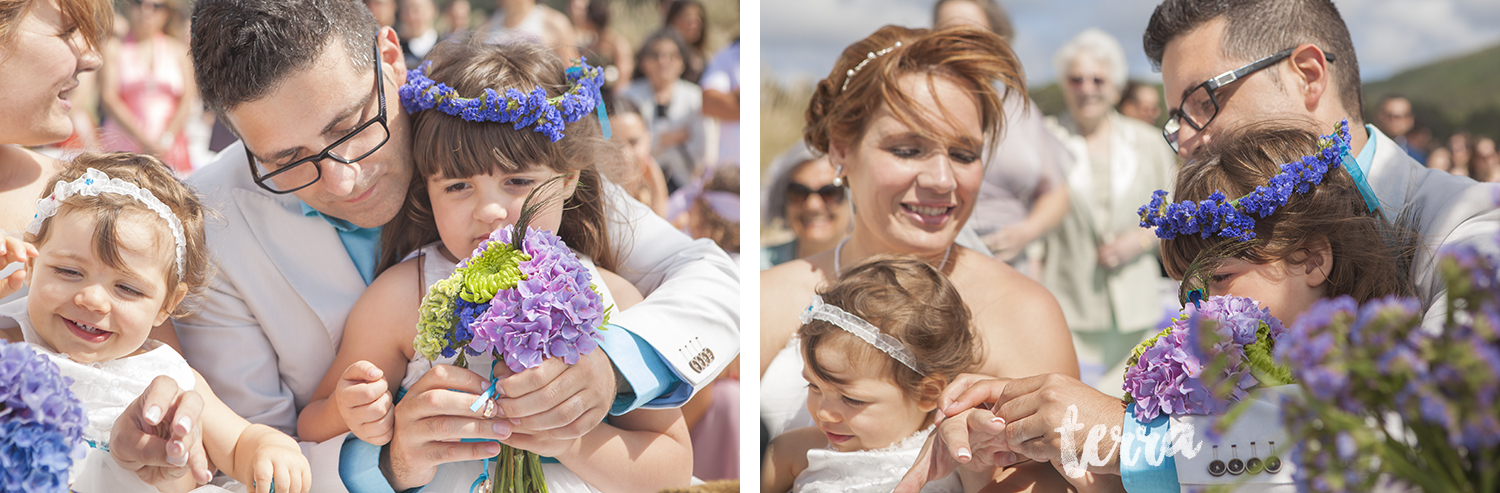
xmin=761 ymin=336 xmax=814 ymax=438
xmin=0 ymin=299 xmax=240 ymax=493
xmin=792 ymin=425 xmax=963 ymax=493
xmin=396 ymin=243 xmax=615 ymax=493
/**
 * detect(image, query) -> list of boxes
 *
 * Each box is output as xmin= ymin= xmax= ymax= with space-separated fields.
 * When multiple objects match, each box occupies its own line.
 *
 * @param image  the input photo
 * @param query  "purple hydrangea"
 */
xmin=1124 ymin=295 xmax=1283 ymax=422
xmin=0 ymin=341 xmax=86 ymax=493
xmin=468 ymin=226 xmax=607 ymax=374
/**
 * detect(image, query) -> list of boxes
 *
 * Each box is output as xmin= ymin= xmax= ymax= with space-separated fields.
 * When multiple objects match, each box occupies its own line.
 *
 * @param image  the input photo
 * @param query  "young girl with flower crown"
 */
xmin=0 ymin=153 xmax=310 ymax=493
xmin=1145 ymin=122 xmax=1417 ymax=324
xmin=293 ymin=40 xmax=691 ymax=493
xmin=762 ymin=255 xmax=995 ymax=493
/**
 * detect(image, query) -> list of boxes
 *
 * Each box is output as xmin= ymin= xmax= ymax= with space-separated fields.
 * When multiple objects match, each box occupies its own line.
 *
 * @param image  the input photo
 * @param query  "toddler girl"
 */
xmin=294 ymin=40 xmax=691 ymax=493
xmin=0 ymin=153 xmax=309 ymax=493
xmin=762 ymin=255 xmax=984 ymax=493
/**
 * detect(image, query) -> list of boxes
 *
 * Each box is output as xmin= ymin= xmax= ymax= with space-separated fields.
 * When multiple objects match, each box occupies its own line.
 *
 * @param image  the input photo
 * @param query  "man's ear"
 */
xmin=1288 ymin=43 xmax=1332 ymax=115
xmin=377 ymin=26 xmax=408 ymax=84
xmin=1301 ymin=236 xmax=1333 ymax=289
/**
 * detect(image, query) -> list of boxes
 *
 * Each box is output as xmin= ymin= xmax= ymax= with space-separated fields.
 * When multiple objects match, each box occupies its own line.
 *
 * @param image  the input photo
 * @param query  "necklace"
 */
xmin=833 ymin=236 xmax=953 ymax=279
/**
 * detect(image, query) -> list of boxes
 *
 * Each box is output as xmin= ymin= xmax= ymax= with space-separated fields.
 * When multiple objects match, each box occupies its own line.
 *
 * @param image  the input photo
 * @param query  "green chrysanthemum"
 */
xmin=457 ymin=241 xmax=531 ymax=303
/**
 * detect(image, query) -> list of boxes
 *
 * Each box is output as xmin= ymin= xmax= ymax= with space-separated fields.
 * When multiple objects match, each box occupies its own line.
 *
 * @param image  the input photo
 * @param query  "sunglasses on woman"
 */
xmin=787 ymin=183 xmax=845 ymax=206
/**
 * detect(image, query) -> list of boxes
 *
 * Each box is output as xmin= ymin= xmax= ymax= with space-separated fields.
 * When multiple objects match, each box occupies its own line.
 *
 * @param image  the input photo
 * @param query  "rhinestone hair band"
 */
xmin=799 ymin=295 xmax=925 ymax=375
xmin=28 ymin=168 xmax=187 ymax=278
xmin=841 ymin=41 xmax=903 ymax=92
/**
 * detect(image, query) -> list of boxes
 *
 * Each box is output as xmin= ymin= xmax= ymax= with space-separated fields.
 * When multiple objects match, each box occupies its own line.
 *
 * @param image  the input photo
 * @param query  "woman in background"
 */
xmin=1040 ymin=28 xmax=1176 ymax=393
xmin=624 ymin=29 xmax=706 ymax=193
xmin=760 ymin=142 xmax=849 ymax=269
xmin=100 ymin=0 xmax=196 ymax=173
xmin=663 ymin=0 xmax=706 ymax=82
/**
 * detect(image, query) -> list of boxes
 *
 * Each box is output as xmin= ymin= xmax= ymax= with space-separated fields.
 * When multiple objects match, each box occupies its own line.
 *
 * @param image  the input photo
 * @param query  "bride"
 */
xmin=759 ymin=24 xmax=1080 ymax=488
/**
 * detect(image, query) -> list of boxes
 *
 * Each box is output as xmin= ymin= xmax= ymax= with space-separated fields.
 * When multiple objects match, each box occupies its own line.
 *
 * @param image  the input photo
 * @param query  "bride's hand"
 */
xmin=894 ymin=408 xmax=1012 ymax=493
xmin=0 ymin=235 xmax=36 ymax=299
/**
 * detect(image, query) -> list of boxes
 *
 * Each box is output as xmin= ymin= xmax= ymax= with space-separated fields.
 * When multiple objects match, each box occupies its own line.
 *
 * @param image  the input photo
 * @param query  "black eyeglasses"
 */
xmin=1163 ymin=48 xmax=1336 ymax=153
xmin=787 ymin=183 xmax=845 ymax=206
xmin=244 ymin=44 xmax=390 ymax=194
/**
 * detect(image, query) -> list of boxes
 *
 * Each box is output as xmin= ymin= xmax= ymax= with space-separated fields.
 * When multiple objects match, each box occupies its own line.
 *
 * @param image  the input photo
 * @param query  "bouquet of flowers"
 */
xmin=414 ymin=219 xmax=611 ymax=493
xmin=1274 ymin=239 xmax=1500 ymax=492
xmin=1122 ymin=295 xmax=1292 ymax=423
xmin=0 ymin=340 xmax=87 ymax=492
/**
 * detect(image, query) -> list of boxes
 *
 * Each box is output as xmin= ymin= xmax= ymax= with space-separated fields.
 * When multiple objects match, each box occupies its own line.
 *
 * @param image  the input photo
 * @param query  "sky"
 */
xmin=761 ymin=0 xmax=1500 ymax=86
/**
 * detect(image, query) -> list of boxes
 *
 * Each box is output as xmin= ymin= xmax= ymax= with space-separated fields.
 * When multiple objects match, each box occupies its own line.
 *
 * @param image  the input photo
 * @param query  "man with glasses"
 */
xmin=110 ymin=0 xmax=738 ymax=490
xmin=897 ymin=1 xmax=1500 ymax=491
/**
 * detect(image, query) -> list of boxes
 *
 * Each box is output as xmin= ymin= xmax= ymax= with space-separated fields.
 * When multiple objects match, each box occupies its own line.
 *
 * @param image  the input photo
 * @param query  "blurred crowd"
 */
xmin=1373 ymin=94 xmax=1500 ymax=183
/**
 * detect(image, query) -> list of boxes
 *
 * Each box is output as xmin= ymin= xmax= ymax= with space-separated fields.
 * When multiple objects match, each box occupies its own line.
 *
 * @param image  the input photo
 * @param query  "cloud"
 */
xmin=763 ymin=0 xmax=1500 ymax=85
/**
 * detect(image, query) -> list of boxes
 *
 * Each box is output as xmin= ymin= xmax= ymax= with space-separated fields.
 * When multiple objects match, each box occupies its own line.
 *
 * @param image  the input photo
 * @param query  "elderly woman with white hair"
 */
xmin=1040 ymin=28 xmax=1177 ymax=393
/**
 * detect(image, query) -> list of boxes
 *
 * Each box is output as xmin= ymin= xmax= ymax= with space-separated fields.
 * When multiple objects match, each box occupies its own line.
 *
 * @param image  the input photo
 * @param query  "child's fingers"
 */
xmin=340 ymin=378 xmax=390 ymax=408
xmin=341 ymin=360 xmax=384 ymax=384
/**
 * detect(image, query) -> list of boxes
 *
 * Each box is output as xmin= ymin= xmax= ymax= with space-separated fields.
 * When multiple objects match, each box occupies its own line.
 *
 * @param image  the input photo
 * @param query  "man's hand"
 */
xmin=385 ymin=365 xmax=513 ymax=490
xmin=941 ymin=373 xmax=1126 ymax=476
xmin=0 ymin=235 xmax=36 ymax=299
xmin=335 ymin=361 xmax=395 ymax=445
xmin=493 ymin=349 xmax=616 ymax=440
xmin=111 ymin=375 xmax=213 ymax=488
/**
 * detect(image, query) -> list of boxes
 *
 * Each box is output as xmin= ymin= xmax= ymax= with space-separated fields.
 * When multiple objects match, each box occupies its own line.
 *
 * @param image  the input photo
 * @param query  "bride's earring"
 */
xmin=833 ymin=165 xmax=844 ymax=187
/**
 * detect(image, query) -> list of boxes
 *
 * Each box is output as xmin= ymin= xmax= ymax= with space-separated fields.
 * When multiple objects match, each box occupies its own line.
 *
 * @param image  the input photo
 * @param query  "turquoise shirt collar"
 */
xmin=300 ymin=201 xmax=361 ymax=232
xmin=1357 ymin=124 xmax=1378 ymax=176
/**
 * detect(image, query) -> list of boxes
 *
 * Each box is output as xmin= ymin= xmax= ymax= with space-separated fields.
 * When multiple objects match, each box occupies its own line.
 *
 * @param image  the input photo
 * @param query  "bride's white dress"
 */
xmin=396 ymin=243 xmax=615 ymax=493
xmin=761 ymin=336 xmax=814 ymax=438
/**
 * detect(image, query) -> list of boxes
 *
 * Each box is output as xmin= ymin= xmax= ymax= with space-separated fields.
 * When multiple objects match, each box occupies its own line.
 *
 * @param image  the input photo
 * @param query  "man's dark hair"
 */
xmin=1143 ymin=0 xmax=1363 ymax=125
xmin=192 ymin=0 xmax=379 ymax=116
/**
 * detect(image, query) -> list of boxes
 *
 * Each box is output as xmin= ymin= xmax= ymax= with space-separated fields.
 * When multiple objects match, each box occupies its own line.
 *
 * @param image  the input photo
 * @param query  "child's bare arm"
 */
xmin=193 ymin=370 xmax=310 ymax=493
xmin=762 ymin=426 xmax=822 ymax=493
xmin=501 ymin=407 xmax=692 ymax=493
xmin=297 ymin=260 xmax=422 ymax=444
xmin=596 ymin=267 xmax=644 ymax=310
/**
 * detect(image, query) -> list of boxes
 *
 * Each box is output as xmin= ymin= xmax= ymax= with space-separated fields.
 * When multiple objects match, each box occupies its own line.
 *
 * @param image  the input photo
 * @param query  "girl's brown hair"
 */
xmin=0 ymin=0 xmax=112 ymax=50
xmin=804 ymin=25 xmax=1025 ymax=158
xmin=800 ymin=255 xmax=982 ymax=402
xmin=1162 ymin=124 xmax=1416 ymax=303
xmin=26 ymin=152 xmax=211 ymax=316
xmin=378 ymin=39 xmax=621 ymax=274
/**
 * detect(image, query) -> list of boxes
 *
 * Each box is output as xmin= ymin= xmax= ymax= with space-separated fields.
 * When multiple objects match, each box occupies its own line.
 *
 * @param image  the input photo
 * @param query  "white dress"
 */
xmin=761 ymin=336 xmax=813 ymax=438
xmin=396 ymin=243 xmax=616 ymax=493
xmin=0 ymin=299 xmax=240 ymax=493
xmin=792 ymin=425 xmax=963 ymax=493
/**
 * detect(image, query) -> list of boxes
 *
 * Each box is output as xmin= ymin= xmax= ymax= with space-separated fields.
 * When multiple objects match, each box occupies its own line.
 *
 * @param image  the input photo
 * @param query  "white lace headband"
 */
xmin=27 ymin=168 xmax=186 ymax=278
xmin=800 ymin=295 xmax=925 ymax=375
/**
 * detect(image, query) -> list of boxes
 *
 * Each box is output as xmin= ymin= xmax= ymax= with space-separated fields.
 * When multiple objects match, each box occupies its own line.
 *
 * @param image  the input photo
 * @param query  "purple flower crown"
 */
xmin=1138 ymin=121 xmax=1355 ymax=241
xmin=397 ymin=59 xmax=607 ymax=142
